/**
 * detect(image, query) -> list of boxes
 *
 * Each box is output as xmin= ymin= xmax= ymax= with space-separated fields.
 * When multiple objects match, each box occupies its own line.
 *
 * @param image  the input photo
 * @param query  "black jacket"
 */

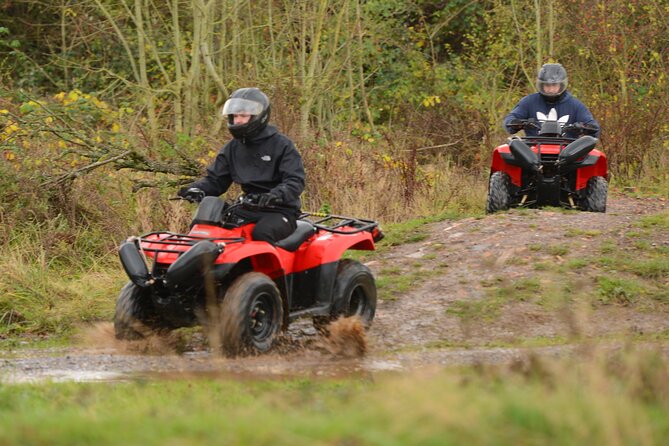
xmin=190 ymin=125 xmax=305 ymax=212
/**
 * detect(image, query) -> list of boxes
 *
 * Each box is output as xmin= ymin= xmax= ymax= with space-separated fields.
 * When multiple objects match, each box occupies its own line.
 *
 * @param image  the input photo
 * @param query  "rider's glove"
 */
xmin=507 ymin=118 xmax=525 ymax=132
xmin=257 ymin=192 xmax=282 ymax=207
xmin=525 ymin=117 xmax=540 ymax=128
xmin=178 ymin=187 xmax=205 ymax=203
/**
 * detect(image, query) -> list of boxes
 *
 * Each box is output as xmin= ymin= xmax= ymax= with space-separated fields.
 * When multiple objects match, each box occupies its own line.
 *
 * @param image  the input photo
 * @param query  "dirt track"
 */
xmin=1 ymin=193 xmax=668 ymax=382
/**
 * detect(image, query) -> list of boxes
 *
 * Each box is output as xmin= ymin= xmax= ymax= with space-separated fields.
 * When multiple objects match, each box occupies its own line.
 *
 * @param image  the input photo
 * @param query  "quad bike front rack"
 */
xmin=133 ymin=231 xmax=245 ymax=257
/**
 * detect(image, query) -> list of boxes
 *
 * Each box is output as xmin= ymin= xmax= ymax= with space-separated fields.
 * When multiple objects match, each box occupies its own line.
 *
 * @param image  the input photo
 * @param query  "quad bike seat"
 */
xmin=275 ymin=220 xmax=317 ymax=252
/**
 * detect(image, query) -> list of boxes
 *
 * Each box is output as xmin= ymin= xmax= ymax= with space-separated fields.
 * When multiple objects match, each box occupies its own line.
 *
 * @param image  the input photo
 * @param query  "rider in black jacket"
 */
xmin=178 ymin=88 xmax=306 ymax=243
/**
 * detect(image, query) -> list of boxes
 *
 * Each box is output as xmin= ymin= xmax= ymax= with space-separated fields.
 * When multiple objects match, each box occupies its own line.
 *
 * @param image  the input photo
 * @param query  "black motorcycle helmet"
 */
xmin=536 ymin=63 xmax=568 ymax=102
xmin=222 ymin=87 xmax=271 ymax=139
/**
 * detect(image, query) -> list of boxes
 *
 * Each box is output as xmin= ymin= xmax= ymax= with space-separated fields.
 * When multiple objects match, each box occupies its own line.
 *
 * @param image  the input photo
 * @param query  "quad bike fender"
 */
xmin=293 ymin=231 xmax=375 ymax=272
xmin=164 ymin=240 xmax=222 ymax=287
xmin=558 ymin=136 xmax=598 ymax=165
xmin=575 ymin=150 xmax=608 ymax=190
xmin=491 ymin=145 xmax=522 ymax=187
xmin=217 ymin=242 xmax=288 ymax=278
xmin=509 ymin=139 xmax=540 ymax=172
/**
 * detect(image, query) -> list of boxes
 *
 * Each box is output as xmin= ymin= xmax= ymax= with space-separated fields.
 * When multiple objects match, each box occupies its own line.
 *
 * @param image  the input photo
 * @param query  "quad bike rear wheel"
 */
xmin=114 ymin=281 xmax=159 ymax=340
xmin=580 ymin=176 xmax=607 ymax=213
xmin=315 ymin=259 xmax=376 ymax=330
xmin=486 ymin=171 xmax=512 ymax=213
xmin=218 ymin=272 xmax=283 ymax=357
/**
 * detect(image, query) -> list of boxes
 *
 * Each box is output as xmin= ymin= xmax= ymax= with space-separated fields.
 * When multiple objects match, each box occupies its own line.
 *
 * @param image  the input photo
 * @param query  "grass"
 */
xmin=376 ymin=265 xmax=442 ymax=301
xmin=597 ymin=276 xmax=644 ymax=306
xmin=2 ymin=348 xmax=669 ymax=445
xmin=564 ymin=228 xmax=602 ymax=238
xmin=547 ymin=245 xmax=569 ymax=257
xmin=0 ymin=224 xmax=123 ymax=339
xmin=637 ymin=212 xmax=669 ymax=229
xmin=448 ymin=277 xmax=545 ymax=321
xmin=426 ymin=334 xmax=571 ymax=349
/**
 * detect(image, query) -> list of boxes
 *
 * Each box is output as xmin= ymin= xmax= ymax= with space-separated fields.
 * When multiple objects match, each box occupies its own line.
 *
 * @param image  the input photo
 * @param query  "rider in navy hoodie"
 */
xmin=503 ymin=63 xmax=600 ymax=139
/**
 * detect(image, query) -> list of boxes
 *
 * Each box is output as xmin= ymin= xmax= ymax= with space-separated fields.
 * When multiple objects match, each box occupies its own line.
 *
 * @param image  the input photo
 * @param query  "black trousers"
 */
xmin=232 ymin=208 xmax=297 ymax=244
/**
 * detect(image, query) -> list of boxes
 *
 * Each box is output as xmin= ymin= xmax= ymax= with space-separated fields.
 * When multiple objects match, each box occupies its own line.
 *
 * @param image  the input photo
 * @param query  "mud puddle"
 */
xmin=0 ymin=317 xmax=390 ymax=384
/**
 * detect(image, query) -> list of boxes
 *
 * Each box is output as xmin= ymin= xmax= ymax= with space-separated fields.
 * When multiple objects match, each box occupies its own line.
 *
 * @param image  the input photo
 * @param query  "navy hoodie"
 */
xmin=189 ymin=125 xmax=305 ymax=212
xmin=503 ymin=91 xmax=600 ymax=138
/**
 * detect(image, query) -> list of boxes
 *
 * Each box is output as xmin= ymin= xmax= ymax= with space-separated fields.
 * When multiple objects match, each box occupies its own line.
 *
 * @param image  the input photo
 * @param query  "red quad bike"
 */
xmin=487 ymin=119 xmax=608 ymax=213
xmin=115 ymin=194 xmax=383 ymax=356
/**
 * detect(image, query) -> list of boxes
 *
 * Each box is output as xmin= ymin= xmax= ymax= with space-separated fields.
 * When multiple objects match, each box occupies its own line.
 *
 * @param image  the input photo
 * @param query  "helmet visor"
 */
xmin=222 ymin=98 xmax=264 ymax=116
xmin=537 ymin=80 xmax=567 ymax=97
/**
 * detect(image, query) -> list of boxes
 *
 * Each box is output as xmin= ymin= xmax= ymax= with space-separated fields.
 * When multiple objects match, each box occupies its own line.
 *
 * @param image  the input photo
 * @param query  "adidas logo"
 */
xmin=537 ymin=108 xmax=569 ymax=124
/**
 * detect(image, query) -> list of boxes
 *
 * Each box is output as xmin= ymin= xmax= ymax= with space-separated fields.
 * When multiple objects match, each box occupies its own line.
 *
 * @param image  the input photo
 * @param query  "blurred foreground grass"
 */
xmin=1 ymin=346 xmax=668 ymax=445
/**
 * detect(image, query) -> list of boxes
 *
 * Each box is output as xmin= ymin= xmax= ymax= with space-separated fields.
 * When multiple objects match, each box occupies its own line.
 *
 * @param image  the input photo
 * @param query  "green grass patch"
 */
xmin=449 ymin=278 xmax=544 ymax=321
xmin=564 ymin=228 xmax=602 ymax=238
xmin=0 ymin=252 xmax=121 ymax=338
xmin=637 ymin=211 xmax=669 ymax=229
xmin=447 ymin=298 xmax=503 ymax=321
xmin=372 ymin=210 xmax=471 ymax=253
xmin=597 ymin=276 xmax=644 ymax=306
xmin=547 ymin=245 xmax=569 ymax=257
xmin=533 ymin=262 xmax=550 ymax=271
xmin=376 ymin=262 xmax=445 ymax=301
xmin=376 ymin=271 xmax=417 ymax=301
xmin=426 ymin=335 xmax=571 ymax=350
xmin=495 ymin=278 xmax=542 ymax=303
xmin=566 ymin=258 xmax=589 ymax=269
xmin=599 ymin=241 xmax=617 ymax=254
xmin=3 ymin=351 xmax=669 ymax=445
xmin=629 ymin=257 xmax=669 ymax=279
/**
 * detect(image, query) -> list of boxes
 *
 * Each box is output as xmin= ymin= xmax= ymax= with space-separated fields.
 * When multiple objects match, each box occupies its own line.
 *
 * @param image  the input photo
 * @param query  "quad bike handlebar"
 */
xmin=170 ymin=190 xmax=284 ymax=208
xmin=508 ymin=119 xmax=598 ymax=137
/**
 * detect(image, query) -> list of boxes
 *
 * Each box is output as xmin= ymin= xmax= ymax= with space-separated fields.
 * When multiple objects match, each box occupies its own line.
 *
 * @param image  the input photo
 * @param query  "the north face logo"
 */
xmin=261 ymin=155 xmax=271 ymax=162
xmin=537 ymin=108 xmax=569 ymax=123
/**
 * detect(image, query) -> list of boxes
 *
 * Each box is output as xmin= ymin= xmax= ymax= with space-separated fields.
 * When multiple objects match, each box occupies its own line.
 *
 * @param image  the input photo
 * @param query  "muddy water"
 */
xmin=0 ymin=317 xmax=566 ymax=384
xmin=0 ymin=318 xmax=399 ymax=384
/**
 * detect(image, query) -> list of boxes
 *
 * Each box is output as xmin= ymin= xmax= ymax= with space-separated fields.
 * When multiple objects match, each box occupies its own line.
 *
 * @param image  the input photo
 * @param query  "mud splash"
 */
xmin=75 ymin=322 xmax=204 ymax=355
xmin=320 ymin=316 xmax=368 ymax=358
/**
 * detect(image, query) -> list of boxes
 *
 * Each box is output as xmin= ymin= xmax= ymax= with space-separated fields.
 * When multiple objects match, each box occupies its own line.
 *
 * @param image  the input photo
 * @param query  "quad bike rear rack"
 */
xmin=301 ymin=213 xmax=379 ymax=234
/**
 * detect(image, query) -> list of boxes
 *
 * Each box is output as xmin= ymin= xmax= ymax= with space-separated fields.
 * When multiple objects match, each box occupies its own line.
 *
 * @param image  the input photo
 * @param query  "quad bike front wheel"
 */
xmin=114 ymin=281 xmax=159 ymax=340
xmin=580 ymin=176 xmax=607 ymax=213
xmin=218 ymin=272 xmax=283 ymax=357
xmin=486 ymin=171 xmax=512 ymax=213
